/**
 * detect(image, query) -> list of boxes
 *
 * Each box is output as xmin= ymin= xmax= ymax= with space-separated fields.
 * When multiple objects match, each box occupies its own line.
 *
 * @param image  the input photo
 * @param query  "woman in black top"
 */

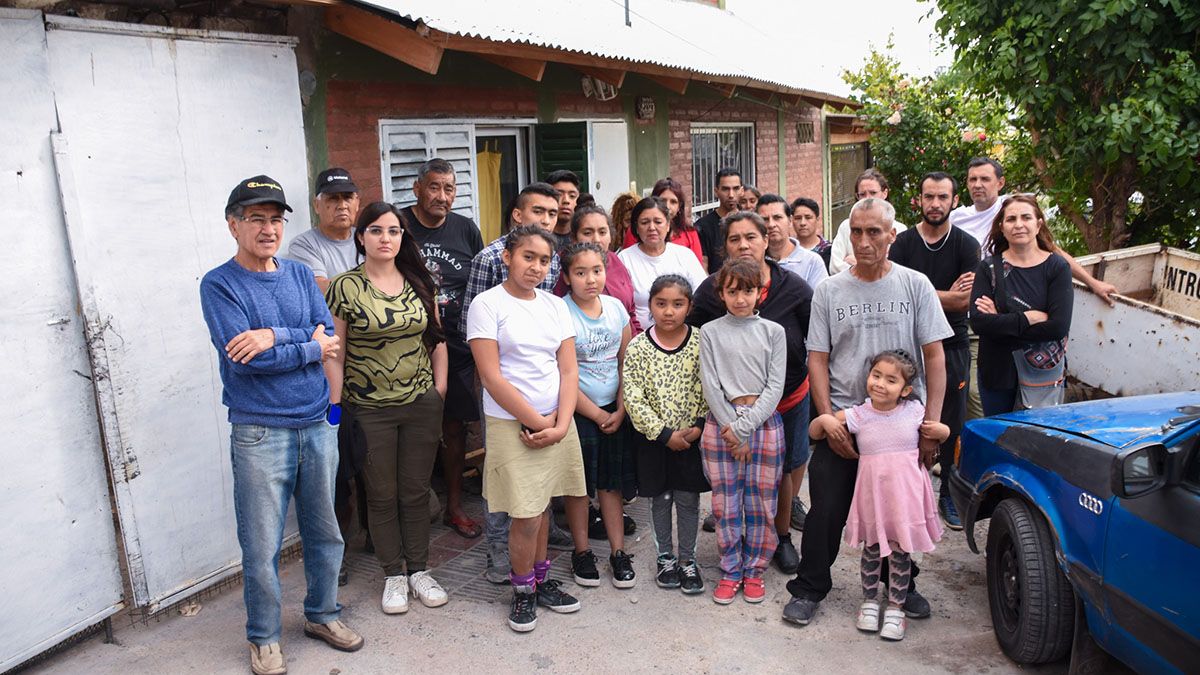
xmin=687 ymin=211 xmax=813 ymax=573
xmin=969 ymin=195 xmax=1073 ymax=415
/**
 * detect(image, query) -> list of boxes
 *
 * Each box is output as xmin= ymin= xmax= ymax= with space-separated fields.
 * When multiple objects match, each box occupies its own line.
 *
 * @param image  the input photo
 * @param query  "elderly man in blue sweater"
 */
xmin=200 ymin=176 xmax=363 ymax=675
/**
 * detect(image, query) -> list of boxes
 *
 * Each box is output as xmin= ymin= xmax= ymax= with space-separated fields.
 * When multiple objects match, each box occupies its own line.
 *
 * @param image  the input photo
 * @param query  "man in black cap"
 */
xmin=286 ymin=167 xmax=361 ymax=292
xmin=201 ymin=176 xmax=363 ymax=675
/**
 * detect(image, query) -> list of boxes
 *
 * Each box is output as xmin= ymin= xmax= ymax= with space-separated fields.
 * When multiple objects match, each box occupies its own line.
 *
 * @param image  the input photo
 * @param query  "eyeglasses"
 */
xmin=240 ymin=216 xmax=288 ymax=227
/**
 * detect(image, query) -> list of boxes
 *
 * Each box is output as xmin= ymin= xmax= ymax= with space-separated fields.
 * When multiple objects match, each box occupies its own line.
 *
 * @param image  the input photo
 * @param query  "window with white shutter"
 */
xmin=379 ymin=121 xmax=477 ymax=220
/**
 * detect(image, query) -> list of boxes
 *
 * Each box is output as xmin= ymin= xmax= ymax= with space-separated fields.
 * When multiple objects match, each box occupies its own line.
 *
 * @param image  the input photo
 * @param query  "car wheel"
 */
xmin=985 ymin=498 xmax=1075 ymax=664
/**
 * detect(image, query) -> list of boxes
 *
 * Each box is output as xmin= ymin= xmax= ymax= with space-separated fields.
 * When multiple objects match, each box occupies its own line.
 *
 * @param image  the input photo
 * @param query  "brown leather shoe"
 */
xmin=249 ymin=642 xmax=286 ymax=675
xmin=303 ymin=619 xmax=364 ymax=652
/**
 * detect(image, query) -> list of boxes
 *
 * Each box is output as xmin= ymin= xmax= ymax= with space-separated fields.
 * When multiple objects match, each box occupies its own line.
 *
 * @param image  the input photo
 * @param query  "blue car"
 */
xmin=949 ymin=392 xmax=1200 ymax=673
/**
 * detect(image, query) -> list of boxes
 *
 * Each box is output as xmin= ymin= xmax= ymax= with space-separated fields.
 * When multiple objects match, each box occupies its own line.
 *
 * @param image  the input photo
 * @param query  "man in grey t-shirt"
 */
xmin=286 ymin=167 xmax=361 ymax=292
xmin=783 ymin=197 xmax=952 ymax=628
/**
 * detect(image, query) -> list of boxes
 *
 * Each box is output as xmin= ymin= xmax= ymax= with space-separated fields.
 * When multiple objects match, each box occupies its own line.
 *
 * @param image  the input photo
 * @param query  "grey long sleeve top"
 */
xmin=698 ymin=313 xmax=787 ymax=442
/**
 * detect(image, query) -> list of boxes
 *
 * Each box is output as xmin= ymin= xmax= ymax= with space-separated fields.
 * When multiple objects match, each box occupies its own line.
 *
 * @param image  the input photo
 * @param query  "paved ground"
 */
xmin=28 ymin=476 xmax=1068 ymax=674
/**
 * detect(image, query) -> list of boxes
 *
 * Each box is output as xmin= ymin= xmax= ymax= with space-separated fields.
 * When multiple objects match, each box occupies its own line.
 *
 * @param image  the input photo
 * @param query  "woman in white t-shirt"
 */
xmin=466 ymin=225 xmax=587 ymax=633
xmin=618 ymin=197 xmax=708 ymax=328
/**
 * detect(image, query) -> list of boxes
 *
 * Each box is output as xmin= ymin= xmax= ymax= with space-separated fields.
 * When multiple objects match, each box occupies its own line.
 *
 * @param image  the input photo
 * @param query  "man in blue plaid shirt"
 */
xmin=458 ymin=182 xmax=563 ymax=337
xmin=460 ymin=181 xmax=569 ymax=584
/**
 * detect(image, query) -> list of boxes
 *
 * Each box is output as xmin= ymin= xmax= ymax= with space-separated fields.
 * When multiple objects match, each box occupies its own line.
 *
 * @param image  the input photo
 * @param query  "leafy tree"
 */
xmin=931 ymin=0 xmax=1200 ymax=252
xmin=841 ymin=44 xmax=1033 ymax=223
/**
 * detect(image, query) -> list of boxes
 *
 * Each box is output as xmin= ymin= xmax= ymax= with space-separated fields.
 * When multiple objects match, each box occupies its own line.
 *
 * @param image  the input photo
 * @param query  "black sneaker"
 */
xmin=902 ymin=588 xmax=932 ymax=619
xmin=587 ymin=505 xmax=607 ymax=540
xmin=701 ymin=512 xmax=717 ymax=532
xmin=508 ymin=585 xmax=537 ymax=632
xmin=782 ymin=597 xmax=820 ymax=626
xmin=338 ymin=559 xmax=349 ymax=587
xmin=939 ymin=495 xmax=963 ymax=531
xmin=609 ymin=550 xmax=636 ymax=588
xmin=572 ymin=549 xmax=601 ymax=587
xmin=679 ymin=559 xmax=705 ymax=594
xmin=536 ymin=578 xmax=581 ymax=613
xmin=623 ymin=512 xmax=637 ymax=535
xmin=655 ymin=554 xmax=681 ymax=589
xmin=790 ymin=497 xmax=808 ymax=531
xmin=773 ymin=533 xmax=800 ymax=575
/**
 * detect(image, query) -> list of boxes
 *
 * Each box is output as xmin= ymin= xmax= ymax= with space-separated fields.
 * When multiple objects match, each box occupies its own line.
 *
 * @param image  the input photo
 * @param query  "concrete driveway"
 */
xmin=26 ymin=480 xmax=1068 ymax=674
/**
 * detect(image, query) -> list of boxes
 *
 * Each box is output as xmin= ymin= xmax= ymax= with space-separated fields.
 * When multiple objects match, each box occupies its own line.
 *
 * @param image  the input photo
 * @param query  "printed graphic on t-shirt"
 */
xmin=832 ymin=300 xmax=913 ymax=328
xmin=420 ymin=242 xmax=468 ymax=318
xmin=577 ymin=324 xmax=619 ymax=378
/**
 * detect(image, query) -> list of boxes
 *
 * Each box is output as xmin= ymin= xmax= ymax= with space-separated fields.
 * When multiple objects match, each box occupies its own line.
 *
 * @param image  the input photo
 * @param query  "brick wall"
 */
xmin=786 ymin=106 xmax=825 ymax=210
xmin=325 ymin=79 xmax=826 ymax=213
xmin=325 ymin=80 xmax=539 ymax=202
xmin=667 ymin=98 xmax=824 ymax=213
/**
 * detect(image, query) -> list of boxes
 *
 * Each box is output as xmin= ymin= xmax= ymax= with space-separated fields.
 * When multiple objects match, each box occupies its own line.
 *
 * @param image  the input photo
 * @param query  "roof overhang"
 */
xmin=308 ymin=0 xmax=859 ymax=109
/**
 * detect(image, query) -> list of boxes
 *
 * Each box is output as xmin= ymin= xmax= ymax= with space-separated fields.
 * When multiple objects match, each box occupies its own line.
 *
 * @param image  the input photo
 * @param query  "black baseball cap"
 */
xmin=315 ymin=167 xmax=359 ymax=196
xmin=226 ymin=175 xmax=293 ymax=212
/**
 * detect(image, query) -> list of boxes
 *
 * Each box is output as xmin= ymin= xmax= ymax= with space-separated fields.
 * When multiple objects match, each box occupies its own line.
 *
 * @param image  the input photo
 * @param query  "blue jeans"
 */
xmin=231 ymin=420 xmax=344 ymax=645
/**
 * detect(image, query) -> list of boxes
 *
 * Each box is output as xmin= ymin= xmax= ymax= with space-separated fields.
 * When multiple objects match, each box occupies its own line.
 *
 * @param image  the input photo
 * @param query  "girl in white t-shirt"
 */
xmin=561 ymin=242 xmax=634 ymax=589
xmin=618 ymin=197 xmax=708 ymax=329
xmin=466 ymin=225 xmax=587 ymax=633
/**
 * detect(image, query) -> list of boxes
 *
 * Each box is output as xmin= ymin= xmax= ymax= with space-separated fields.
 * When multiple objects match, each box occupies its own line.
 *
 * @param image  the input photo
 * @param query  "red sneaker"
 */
xmin=713 ymin=578 xmax=740 ymax=605
xmin=743 ymin=577 xmax=765 ymax=603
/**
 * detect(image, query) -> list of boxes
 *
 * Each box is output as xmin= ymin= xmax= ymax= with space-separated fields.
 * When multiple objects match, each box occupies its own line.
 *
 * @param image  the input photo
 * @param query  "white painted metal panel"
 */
xmin=45 ymin=17 xmax=310 ymax=608
xmin=588 ymin=120 xmax=631 ymax=213
xmin=381 ymin=121 xmax=477 ymax=220
xmin=1069 ymin=282 xmax=1200 ymax=397
xmin=0 ymin=9 xmax=124 ymax=671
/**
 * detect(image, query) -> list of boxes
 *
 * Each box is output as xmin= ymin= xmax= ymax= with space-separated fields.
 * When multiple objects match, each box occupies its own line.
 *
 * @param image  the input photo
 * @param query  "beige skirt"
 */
xmin=482 ymin=416 xmax=587 ymax=518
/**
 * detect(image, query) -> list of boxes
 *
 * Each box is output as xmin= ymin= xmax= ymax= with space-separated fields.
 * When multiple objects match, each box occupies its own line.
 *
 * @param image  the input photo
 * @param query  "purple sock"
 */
xmin=510 ymin=570 xmax=536 ymax=588
xmin=533 ymin=559 xmax=552 ymax=584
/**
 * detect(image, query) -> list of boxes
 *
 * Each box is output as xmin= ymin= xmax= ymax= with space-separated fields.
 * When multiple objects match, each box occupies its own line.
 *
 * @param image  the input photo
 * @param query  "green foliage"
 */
xmin=841 ymin=43 xmax=1033 ymax=223
xmin=931 ymin=0 xmax=1200 ymax=252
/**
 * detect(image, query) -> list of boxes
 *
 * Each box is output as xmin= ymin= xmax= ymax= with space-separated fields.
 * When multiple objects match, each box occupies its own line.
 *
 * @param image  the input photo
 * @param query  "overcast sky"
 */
xmin=724 ymin=0 xmax=954 ymax=96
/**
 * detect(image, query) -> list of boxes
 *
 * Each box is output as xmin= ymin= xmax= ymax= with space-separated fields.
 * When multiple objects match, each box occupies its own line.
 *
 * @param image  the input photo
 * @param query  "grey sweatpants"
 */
xmin=650 ymin=491 xmax=700 ymax=562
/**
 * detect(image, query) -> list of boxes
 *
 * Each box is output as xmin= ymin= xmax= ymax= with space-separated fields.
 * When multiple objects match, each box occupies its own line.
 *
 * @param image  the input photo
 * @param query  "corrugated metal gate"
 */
xmin=1 ymin=10 xmax=312 ymax=669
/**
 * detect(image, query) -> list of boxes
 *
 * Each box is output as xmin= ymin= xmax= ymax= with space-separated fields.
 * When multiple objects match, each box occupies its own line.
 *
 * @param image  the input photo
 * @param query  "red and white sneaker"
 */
xmin=712 ymin=578 xmax=740 ymax=605
xmin=742 ymin=577 xmax=766 ymax=603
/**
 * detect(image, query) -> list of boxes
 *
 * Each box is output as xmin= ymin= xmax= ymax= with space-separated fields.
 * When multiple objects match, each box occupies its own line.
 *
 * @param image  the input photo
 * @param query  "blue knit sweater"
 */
xmin=200 ymin=257 xmax=334 ymax=428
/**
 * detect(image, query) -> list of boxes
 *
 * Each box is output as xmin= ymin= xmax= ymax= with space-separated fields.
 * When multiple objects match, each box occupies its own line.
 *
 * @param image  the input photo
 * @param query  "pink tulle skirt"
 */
xmin=843 ymin=449 xmax=943 ymax=557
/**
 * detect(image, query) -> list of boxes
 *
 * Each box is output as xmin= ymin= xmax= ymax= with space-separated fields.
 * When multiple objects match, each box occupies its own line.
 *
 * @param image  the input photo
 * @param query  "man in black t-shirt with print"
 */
xmin=693 ymin=167 xmax=744 ymax=273
xmin=402 ymin=158 xmax=485 ymax=539
xmin=888 ymin=171 xmax=979 ymax=531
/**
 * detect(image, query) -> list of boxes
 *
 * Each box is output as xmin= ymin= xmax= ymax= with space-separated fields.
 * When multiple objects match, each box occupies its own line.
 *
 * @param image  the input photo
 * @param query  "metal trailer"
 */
xmin=1070 ymin=243 xmax=1200 ymax=397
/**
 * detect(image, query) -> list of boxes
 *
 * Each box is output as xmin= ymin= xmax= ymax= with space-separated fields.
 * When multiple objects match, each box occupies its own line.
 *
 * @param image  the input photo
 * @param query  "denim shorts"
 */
xmin=780 ymin=392 xmax=812 ymax=472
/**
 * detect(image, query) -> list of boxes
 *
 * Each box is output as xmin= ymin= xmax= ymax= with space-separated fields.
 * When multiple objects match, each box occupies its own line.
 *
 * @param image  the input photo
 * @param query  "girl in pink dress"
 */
xmin=810 ymin=349 xmax=947 ymax=641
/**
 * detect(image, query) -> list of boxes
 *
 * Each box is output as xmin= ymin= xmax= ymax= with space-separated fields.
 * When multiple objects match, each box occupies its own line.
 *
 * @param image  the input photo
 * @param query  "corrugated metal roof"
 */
xmin=353 ymin=0 xmax=852 ymax=104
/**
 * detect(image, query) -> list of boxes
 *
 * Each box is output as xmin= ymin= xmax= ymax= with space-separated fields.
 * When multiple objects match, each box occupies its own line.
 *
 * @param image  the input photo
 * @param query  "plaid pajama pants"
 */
xmin=700 ymin=408 xmax=784 ymax=580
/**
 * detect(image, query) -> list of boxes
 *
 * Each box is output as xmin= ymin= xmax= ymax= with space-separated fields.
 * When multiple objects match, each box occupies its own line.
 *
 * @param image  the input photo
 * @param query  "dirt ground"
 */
xmin=26 ymin=476 xmax=1068 ymax=675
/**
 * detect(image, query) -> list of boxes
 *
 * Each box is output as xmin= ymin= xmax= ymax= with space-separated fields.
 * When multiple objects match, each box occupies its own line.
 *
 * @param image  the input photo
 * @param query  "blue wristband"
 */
xmin=327 ymin=403 xmax=342 ymax=425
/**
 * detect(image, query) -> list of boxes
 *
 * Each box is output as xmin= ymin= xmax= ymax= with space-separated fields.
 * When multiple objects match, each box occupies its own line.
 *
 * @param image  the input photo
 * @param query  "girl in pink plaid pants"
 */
xmin=698 ymin=259 xmax=787 ymax=604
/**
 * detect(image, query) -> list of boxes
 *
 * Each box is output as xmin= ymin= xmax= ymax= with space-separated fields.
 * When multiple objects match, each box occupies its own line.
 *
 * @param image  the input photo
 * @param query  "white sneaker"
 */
xmin=409 ymin=570 xmax=449 ymax=608
xmin=382 ymin=575 xmax=409 ymax=614
xmin=880 ymin=606 xmax=906 ymax=641
xmin=856 ymin=600 xmax=881 ymax=632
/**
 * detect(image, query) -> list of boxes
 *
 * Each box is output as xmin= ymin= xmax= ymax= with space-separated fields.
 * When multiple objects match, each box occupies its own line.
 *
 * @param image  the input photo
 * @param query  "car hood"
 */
xmin=991 ymin=391 xmax=1200 ymax=448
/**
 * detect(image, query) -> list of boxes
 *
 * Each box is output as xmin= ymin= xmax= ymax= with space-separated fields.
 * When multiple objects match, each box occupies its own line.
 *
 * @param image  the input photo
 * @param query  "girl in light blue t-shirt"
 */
xmin=561 ymin=242 xmax=635 ymax=589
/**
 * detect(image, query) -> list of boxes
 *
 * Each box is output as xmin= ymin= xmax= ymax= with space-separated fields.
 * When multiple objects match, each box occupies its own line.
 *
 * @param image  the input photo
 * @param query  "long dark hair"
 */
xmin=651 ymin=177 xmax=693 ymax=237
xmin=986 ymin=194 xmax=1056 ymax=256
xmin=354 ymin=202 xmax=444 ymax=351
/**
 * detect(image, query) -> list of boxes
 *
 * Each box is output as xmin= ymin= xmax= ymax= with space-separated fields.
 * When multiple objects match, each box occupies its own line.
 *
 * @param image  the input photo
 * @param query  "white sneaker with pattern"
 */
xmin=409 ymin=570 xmax=449 ymax=607
xmin=382 ymin=574 xmax=409 ymax=614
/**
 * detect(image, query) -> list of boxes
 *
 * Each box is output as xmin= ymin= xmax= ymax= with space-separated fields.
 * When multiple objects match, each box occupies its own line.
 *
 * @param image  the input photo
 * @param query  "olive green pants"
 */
xmin=353 ymin=389 xmax=443 ymax=576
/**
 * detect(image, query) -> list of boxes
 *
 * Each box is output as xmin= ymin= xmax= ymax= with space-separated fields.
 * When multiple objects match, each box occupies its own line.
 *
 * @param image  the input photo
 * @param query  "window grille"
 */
xmin=690 ymin=123 xmax=755 ymax=218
